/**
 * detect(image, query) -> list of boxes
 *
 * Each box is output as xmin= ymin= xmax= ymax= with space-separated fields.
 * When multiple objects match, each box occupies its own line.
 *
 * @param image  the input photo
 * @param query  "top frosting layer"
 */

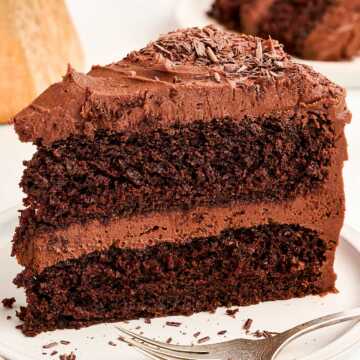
xmin=14 ymin=25 xmax=346 ymax=145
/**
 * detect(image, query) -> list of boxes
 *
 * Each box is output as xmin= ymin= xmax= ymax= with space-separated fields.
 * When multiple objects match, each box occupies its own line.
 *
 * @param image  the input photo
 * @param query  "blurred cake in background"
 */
xmin=209 ymin=0 xmax=360 ymax=61
xmin=0 ymin=0 xmax=84 ymax=124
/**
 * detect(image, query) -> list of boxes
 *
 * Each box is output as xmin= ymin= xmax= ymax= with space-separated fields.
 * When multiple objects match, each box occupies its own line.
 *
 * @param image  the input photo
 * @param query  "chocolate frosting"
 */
xmin=14 ymin=25 xmax=346 ymax=145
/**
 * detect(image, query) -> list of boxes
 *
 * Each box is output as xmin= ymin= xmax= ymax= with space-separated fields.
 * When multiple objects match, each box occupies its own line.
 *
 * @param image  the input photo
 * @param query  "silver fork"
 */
xmin=117 ymin=307 xmax=360 ymax=360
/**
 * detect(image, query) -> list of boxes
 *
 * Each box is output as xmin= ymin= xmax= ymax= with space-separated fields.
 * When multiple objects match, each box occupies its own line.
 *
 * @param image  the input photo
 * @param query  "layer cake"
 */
xmin=209 ymin=0 xmax=360 ymax=60
xmin=12 ymin=25 xmax=350 ymax=336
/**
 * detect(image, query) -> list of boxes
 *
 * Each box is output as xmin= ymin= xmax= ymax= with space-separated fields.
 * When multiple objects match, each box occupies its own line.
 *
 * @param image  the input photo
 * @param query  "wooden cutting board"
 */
xmin=0 ymin=0 xmax=84 ymax=123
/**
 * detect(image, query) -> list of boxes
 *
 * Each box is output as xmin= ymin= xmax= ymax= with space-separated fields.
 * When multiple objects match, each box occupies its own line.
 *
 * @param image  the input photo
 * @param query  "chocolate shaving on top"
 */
xmin=256 ymin=40 xmax=263 ymax=63
xmin=193 ymin=39 xmax=206 ymax=57
xmin=126 ymin=25 xmax=289 ymax=82
xmin=206 ymin=46 xmax=219 ymax=63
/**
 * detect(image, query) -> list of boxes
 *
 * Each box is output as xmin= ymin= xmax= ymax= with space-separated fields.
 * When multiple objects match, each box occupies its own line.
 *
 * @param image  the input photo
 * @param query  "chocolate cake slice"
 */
xmin=12 ymin=25 xmax=350 ymax=336
xmin=209 ymin=0 xmax=360 ymax=60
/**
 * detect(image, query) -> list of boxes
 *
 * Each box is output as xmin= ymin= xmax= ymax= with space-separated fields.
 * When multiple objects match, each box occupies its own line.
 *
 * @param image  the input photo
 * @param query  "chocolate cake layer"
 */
xmin=13 ymin=135 xmax=346 ymax=274
xmin=19 ymin=113 xmax=335 ymax=230
xmin=210 ymin=0 xmax=360 ymax=60
xmin=15 ymin=223 xmax=336 ymax=336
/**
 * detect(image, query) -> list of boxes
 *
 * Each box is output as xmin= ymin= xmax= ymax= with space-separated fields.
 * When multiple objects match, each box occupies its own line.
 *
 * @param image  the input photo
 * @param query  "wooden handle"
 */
xmin=0 ymin=0 xmax=84 ymax=123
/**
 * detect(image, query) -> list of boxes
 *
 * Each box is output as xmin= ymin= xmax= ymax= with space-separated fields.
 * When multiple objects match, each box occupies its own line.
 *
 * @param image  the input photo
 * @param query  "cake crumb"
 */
xmin=144 ymin=318 xmax=151 ymax=324
xmin=197 ymin=336 xmax=210 ymax=344
xmin=226 ymin=308 xmax=239 ymax=317
xmin=166 ymin=321 xmax=181 ymax=327
xmin=59 ymin=352 xmax=76 ymax=360
xmin=2 ymin=297 xmax=16 ymax=309
xmin=243 ymin=318 xmax=253 ymax=332
xmin=6 ymin=315 xmax=12 ymax=320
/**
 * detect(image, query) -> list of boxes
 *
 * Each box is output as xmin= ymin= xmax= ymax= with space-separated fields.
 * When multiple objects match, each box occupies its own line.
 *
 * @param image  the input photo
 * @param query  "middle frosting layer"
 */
xmin=15 ymin=139 xmax=346 ymax=274
xmin=20 ymin=113 xmax=335 ymax=230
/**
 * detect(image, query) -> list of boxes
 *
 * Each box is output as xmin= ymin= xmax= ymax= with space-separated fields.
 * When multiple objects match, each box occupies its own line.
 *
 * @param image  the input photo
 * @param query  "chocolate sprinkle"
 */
xmin=193 ymin=331 xmax=201 ymax=338
xmin=166 ymin=321 xmax=182 ymax=327
xmin=256 ymin=40 xmax=263 ymax=63
xmin=213 ymin=72 xmax=221 ymax=83
xmin=243 ymin=318 xmax=253 ymax=331
xmin=43 ymin=342 xmax=58 ymax=349
xmin=226 ymin=308 xmax=239 ymax=317
xmin=193 ymin=39 xmax=206 ymax=57
xmin=217 ymin=330 xmax=227 ymax=335
xmin=206 ymin=46 xmax=219 ymax=63
xmin=197 ymin=336 xmax=210 ymax=344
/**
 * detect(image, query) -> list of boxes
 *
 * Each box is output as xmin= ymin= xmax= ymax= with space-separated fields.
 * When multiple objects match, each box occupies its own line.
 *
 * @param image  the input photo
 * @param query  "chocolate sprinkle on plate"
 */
xmin=217 ymin=330 xmax=227 ymax=335
xmin=197 ymin=336 xmax=210 ymax=344
xmin=243 ymin=318 xmax=253 ymax=331
xmin=226 ymin=308 xmax=239 ymax=317
xmin=166 ymin=321 xmax=182 ymax=327
xmin=42 ymin=342 xmax=58 ymax=349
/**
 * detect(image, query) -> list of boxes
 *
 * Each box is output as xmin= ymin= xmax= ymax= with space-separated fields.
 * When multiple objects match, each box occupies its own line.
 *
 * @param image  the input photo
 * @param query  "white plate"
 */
xmin=175 ymin=0 xmax=360 ymax=89
xmin=1 ymin=206 xmax=360 ymax=360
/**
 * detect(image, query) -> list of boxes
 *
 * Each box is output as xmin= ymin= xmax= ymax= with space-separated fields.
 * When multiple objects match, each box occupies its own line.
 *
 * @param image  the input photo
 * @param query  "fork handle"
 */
xmin=273 ymin=307 xmax=360 ymax=357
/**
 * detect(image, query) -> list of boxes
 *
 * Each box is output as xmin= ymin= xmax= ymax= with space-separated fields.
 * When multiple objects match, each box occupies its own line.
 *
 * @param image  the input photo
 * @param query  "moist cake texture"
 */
xmin=12 ymin=25 xmax=350 ymax=336
xmin=210 ymin=0 xmax=360 ymax=60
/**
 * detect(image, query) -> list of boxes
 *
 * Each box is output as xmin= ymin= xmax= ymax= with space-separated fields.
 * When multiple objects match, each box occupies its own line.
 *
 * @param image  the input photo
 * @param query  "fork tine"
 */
xmin=117 ymin=326 xmax=209 ymax=354
xmin=121 ymin=335 xmax=191 ymax=360
xmin=120 ymin=335 xmax=170 ymax=360
xmin=125 ymin=335 xmax=218 ymax=360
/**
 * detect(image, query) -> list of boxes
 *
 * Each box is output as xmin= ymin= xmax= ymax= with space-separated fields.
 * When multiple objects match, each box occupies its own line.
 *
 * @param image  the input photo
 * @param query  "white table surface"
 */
xmin=0 ymin=1 xmax=359 ymax=358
